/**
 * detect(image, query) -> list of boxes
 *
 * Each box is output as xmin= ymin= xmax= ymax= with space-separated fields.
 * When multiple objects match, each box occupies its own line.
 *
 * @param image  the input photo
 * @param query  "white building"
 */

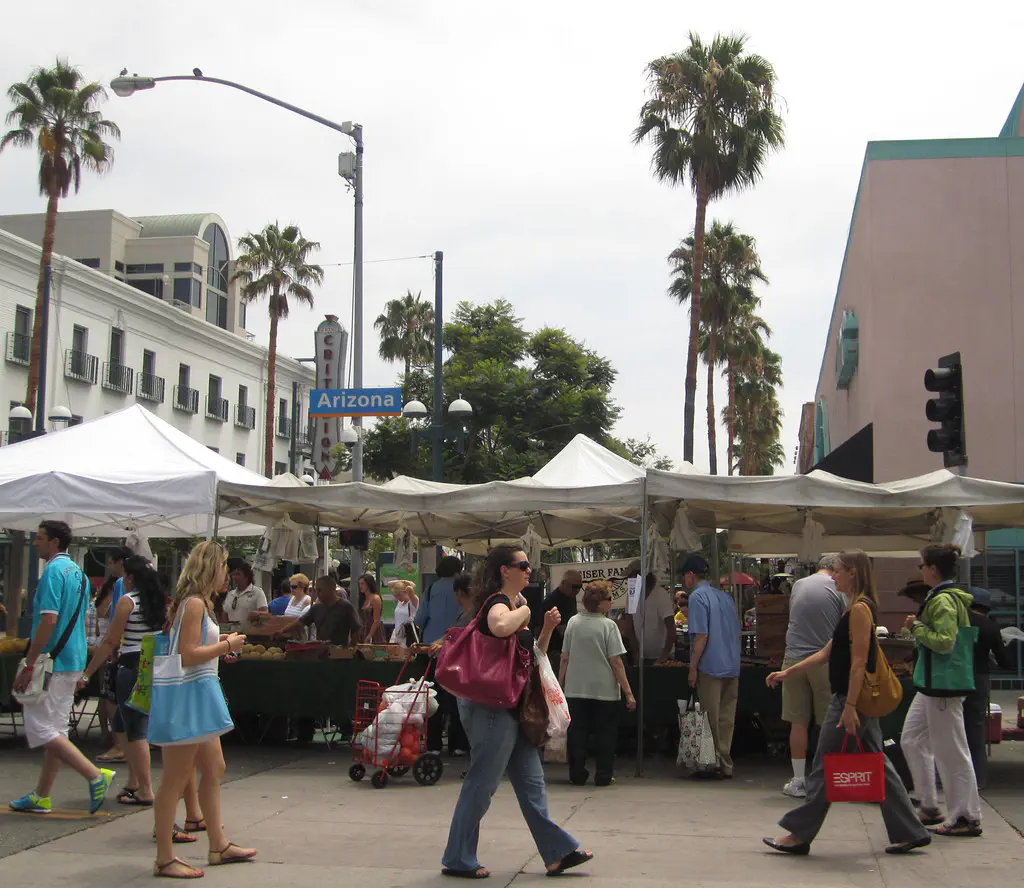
xmin=0 ymin=209 xmax=315 ymax=476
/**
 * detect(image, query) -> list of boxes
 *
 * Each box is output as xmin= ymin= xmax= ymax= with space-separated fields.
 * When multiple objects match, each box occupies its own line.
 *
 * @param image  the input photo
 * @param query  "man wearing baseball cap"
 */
xmin=683 ymin=554 xmax=741 ymax=780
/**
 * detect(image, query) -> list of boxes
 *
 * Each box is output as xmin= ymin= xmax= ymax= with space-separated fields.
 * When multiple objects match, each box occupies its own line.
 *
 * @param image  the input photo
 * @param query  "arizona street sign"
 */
xmin=310 ymin=387 xmax=403 ymax=418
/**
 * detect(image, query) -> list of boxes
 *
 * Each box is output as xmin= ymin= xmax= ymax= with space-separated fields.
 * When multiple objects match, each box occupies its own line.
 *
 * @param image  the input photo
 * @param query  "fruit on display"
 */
xmin=239 ymin=644 xmax=284 ymax=660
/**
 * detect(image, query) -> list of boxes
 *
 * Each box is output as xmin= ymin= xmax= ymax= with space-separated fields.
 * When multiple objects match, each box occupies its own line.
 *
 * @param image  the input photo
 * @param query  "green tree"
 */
xmin=720 ymin=311 xmax=772 ymax=475
xmin=364 ymin=300 xmax=622 ymax=483
xmin=232 ymin=223 xmax=323 ymax=477
xmin=729 ymin=348 xmax=785 ymax=475
xmin=374 ymin=289 xmax=434 ymax=380
xmin=609 ymin=436 xmax=674 ymax=471
xmin=668 ymin=220 xmax=768 ymax=474
xmin=635 ymin=32 xmax=784 ymax=466
xmin=1 ymin=59 xmax=120 ymax=416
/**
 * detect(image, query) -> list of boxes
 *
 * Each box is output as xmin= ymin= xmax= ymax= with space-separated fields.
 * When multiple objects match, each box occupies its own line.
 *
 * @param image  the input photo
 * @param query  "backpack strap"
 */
xmin=50 ymin=571 xmax=88 ymax=662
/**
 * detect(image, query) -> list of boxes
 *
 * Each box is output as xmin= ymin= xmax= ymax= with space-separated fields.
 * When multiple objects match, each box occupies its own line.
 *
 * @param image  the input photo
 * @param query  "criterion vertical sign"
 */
xmin=313 ymin=315 xmax=348 ymax=480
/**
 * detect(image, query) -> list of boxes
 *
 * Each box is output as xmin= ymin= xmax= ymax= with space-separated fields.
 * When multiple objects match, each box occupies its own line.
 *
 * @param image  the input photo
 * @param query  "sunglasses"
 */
xmin=290 ymin=583 xmax=305 ymax=589
xmin=508 ymin=560 xmax=531 ymax=572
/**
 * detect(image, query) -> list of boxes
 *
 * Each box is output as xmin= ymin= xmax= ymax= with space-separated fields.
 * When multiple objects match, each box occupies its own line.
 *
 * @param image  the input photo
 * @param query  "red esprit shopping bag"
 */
xmin=823 ymin=735 xmax=885 ymax=803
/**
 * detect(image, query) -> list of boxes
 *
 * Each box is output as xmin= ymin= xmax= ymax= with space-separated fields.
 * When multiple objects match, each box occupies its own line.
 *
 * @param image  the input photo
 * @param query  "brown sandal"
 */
xmin=208 ymin=843 xmax=257 ymax=866
xmin=153 ymin=824 xmax=199 ymax=844
xmin=154 ymin=857 xmax=203 ymax=879
xmin=183 ymin=818 xmax=206 ymax=833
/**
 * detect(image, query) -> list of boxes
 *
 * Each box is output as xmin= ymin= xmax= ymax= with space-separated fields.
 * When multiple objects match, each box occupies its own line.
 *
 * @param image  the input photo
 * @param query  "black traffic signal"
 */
xmin=924 ymin=351 xmax=967 ymax=468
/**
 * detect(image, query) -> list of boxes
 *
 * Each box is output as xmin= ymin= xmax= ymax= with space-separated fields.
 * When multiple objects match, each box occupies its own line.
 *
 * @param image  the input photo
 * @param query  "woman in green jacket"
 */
xmin=899 ymin=544 xmax=982 ymax=837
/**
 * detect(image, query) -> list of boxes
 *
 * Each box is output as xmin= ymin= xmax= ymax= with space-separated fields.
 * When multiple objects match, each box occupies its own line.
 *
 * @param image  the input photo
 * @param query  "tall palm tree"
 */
xmin=721 ymin=311 xmax=772 ymax=475
xmin=635 ymin=32 xmax=784 ymax=465
xmin=668 ymin=220 xmax=768 ymax=474
xmin=730 ymin=348 xmax=784 ymax=475
xmin=373 ymin=289 xmax=434 ymax=379
xmin=233 ymin=223 xmax=323 ymax=476
xmin=1 ymin=59 xmax=119 ymax=416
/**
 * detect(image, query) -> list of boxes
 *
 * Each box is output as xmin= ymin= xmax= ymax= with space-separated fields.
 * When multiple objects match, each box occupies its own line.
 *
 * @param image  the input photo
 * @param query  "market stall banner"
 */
xmin=548 ymin=559 xmax=636 ymax=610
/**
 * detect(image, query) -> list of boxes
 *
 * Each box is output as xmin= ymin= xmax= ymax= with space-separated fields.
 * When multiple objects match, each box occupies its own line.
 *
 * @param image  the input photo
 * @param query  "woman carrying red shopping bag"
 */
xmin=761 ymin=550 xmax=931 ymax=857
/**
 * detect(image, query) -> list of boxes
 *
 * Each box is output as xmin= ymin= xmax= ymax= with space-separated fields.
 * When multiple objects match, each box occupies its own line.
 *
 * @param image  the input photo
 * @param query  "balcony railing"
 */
xmin=276 ymin=416 xmax=293 ymax=439
xmin=206 ymin=396 xmax=229 ymax=422
xmin=137 ymin=372 xmax=165 ymax=404
xmin=102 ymin=361 xmax=134 ymax=394
xmin=64 ymin=349 xmax=98 ymax=384
xmin=5 ymin=332 xmax=29 ymax=366
xmin=234 ymin=404 xmax=255 ymax=430
xmin=173 ymin=385 xmax=200 ymax=414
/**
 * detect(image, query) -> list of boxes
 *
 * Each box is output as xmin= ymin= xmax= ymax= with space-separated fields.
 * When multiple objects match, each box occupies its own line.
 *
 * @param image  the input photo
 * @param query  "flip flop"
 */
xmin=153 ymin=857 xmax=203 ymax=879
xmin=546 ymin=850 xmax=594 ymax=877
xmin=96 ymin=751 xmax=126 ymax=763
xmin=208 ymin=843 xmax=257 ymax=866
xmin=117 ymin=787 xmax=138 ymax=803
xmin=441 ymin=868 xmax=490 ymax=879
xmin=119 ymin=794 xmax=153 ymax=807
xmin=153 ymin=824 xmax=199 ymax=844
xmin=885 ymin=836 xmax=931 ymax=854
xmin=183 ymin=819 xmax=207 ymax=833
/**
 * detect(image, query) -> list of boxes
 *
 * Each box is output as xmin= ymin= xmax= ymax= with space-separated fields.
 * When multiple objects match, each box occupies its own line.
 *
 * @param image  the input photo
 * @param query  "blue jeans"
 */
xmin=442 ymin=699 xmax=578 ymax=871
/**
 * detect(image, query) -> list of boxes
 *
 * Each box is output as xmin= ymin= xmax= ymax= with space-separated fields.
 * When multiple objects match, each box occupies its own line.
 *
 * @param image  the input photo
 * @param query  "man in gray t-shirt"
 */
xmin=780 ymin=556 xmax=846 ymax=799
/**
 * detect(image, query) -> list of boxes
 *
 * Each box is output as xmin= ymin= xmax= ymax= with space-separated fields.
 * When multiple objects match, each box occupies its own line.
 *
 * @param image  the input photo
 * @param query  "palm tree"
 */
xmin=373 ymin=290 xmax=434 ymax=380
xmin=232 ymin=223 xmax=323 ymax=476
xmin=1 ymin=59 xmax=120 ymax=416
xmin=635 ymin=32 xmax=784 ymax=465
xmin=730 ymin=348 xmax=784 ymax=475
xmin=668 ymin=220 xmax=768 ymax=474
xmin=721 ymin=311 xmax=772 ymax=475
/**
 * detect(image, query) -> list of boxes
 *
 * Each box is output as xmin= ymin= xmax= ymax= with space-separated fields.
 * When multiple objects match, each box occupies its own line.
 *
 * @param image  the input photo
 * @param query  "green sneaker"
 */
xmin=89 ymin=768 xmax=115 ymax=814
xmin=9 ymin=792 xmax=52 ymax=813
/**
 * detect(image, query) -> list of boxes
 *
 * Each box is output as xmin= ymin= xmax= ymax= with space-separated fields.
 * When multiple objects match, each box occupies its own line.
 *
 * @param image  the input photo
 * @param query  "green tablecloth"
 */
xmin=218 ymin=659 xmax=914 ymax=740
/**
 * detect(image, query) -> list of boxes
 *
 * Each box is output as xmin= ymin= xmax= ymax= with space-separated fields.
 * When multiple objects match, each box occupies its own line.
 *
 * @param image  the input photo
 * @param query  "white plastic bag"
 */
xmin=677 ymin=700 xmax=717 ymax=771
xmin=382 ymin=678 xmax=439 ymax=718
xmin=534 ymin=645 xmax=570 ymax=739
xmin=544 ymin=733 xmax=568 ymax=763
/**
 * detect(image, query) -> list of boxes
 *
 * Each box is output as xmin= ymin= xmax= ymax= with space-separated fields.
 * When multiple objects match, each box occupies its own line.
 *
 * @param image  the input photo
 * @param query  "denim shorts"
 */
xmin=110 ymin=653 xmax=149 ymax=742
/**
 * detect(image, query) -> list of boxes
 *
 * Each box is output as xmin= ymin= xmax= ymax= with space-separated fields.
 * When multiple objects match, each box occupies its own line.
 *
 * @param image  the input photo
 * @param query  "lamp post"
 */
xmin=109 ymin=69 xmax=365 ymax=482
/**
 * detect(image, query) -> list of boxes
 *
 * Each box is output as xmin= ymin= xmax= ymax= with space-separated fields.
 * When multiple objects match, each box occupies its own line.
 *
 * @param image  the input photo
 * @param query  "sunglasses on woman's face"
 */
xmin=290 ymin=584 xmax=305 ymax=590
xmin=509 ymin=560 xmax=531 ymax=572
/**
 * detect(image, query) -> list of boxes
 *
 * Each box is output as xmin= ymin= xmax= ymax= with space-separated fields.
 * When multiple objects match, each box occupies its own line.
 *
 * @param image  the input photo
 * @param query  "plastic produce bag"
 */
xmin=382 ymin=678 xmax=439 ymax=718
xmin=534 ymin=645 xmax=570 ymax=739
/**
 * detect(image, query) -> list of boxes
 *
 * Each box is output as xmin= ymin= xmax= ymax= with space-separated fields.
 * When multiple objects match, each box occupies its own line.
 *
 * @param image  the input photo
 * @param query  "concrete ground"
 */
xmin=0 ymin=729 xmax=1022 ymax=888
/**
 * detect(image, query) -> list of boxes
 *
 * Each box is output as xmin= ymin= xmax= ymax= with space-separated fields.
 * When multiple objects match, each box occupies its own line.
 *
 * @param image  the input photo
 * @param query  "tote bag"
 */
xmin=677 ymin=698 xmax=717 ymax=771
xmin=824 ymin=735 xmax=885 ymax=803
xmin=148 ymin=607 xmax=233 ymax=746
xmin=913 ymin=590 xmax=979 ymax=694
xmin=126 ymin=632 xmax=167 ymax=715
xmin=435 ymin=594 xmax=532 ymax=709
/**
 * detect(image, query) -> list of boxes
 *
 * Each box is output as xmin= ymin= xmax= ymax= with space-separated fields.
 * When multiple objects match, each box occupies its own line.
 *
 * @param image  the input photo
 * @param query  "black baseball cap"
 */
xmin=681 ymin=554 xmax=709 ymax=576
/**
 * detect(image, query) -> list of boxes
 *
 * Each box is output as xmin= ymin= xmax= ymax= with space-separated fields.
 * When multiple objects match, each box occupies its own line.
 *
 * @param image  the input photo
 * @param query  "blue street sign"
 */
xmin=310 ymin=387 xmax=403 ymax=417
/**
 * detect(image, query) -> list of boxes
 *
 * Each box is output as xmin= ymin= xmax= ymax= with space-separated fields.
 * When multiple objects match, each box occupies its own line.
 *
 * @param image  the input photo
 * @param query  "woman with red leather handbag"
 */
xmin=437 ymin=545 xmax=594 ymax=880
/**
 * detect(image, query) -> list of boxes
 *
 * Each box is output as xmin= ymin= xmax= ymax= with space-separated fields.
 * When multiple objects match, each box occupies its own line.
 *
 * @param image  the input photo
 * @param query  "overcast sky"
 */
xmin=3 ymin=1 xmax=1024 ymax=472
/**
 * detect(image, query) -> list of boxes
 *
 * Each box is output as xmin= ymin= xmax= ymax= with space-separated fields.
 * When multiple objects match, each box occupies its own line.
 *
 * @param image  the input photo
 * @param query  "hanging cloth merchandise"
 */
xmin=646 ymin=523 xmax=670 ymax=578
xmin=798 ymin=511 xmax=826 ymax=564
xmin=930 ymin=508 xmax=978 ymax=558
xmin=393 ymin=524 xmax=417 ymax=570
xmin=669 ymin=503 xmax=702 ymax=552
xmin=521 ymin=524 xmax=544 ymax=569
xmin=124 ymin=530 xmax=154 ymax=563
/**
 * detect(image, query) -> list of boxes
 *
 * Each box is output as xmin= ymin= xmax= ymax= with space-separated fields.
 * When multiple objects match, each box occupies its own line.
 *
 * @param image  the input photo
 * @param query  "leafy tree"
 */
xmin=374 ymin=289 xmax=434 ymax=380
xmin=727 ymin=347 xmax=785 ymax=475
xmin=668 ymin=220 xmax=768 ymax=474
xmin=635 ymin=33 xmax=784 ymax=466
xmin=232 ymin=223 xmax=323 ymax=477
xmin=1 ymin=59 xmax=120 ymax=416
xmin=364 ymin=300 xmax=622 ymax=483
xmin=609 ymin=436 xmax=674 ymax=471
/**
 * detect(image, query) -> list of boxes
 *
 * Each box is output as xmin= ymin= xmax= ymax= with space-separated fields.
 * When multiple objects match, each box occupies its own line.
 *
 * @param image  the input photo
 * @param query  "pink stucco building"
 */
xmin=799 ymin=86 xmax=1024 ymax=685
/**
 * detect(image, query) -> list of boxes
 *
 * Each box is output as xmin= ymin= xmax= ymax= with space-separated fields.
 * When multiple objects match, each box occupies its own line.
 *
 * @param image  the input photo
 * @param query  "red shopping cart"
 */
xmin=348 ymin=660 xmax=443 ymax=789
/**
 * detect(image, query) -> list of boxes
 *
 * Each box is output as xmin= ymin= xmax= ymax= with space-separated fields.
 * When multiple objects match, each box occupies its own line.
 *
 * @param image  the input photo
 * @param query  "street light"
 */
xmin=403 ymin=395 xmax=473 ymax=482
xmin=109 ymin=68 xmax=366 ymax=482
xmin=48 ymin=405 xmax=73 ymax=431
xmin=9 ymin=405 xmax=32 ymax=422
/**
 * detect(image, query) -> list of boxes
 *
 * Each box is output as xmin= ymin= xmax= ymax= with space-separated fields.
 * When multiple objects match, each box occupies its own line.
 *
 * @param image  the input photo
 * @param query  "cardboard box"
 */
xmin=329 ymin=646 xmax=356 ymax=660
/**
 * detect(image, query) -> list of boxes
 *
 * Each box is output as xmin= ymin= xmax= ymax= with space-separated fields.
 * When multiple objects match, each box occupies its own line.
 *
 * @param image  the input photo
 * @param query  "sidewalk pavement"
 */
xmin=0 ymin=737 xmax=1021 ymax=887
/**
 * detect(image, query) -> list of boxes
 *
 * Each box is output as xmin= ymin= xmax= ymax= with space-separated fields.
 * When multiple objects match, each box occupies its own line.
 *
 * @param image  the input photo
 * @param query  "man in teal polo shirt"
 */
xmin=9 ymin=521 xmax=114 ymax=815
xmin=685 ymin=554 xmax=741 ymax=780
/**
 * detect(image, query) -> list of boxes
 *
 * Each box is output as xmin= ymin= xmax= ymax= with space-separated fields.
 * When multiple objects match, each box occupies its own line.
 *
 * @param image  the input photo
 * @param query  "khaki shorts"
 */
xmin=781 ymin=656 xmax=831 ymax=727
xmin=23 ymin=672 xmax=79 ymax=749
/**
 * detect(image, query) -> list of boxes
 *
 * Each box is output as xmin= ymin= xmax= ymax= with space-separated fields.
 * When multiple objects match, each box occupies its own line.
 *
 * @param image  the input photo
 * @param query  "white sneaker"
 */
xmin=782 ymin=778 xmax=806 ymax=799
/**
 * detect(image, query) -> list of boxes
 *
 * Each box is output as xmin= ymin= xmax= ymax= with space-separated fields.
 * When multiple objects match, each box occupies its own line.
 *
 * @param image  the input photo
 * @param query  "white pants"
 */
xmin=901 ymin=693 xmax=982 ymax=825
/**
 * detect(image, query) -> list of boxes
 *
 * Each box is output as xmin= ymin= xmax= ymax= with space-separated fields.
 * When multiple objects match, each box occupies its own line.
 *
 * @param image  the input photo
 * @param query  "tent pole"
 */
xmin=635 ymin=477 xmax=648 ymax=778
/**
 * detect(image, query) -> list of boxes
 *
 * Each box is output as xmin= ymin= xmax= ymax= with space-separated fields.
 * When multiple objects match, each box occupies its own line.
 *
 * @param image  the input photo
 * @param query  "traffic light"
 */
xmin=924 ymin=351 xmax=967 ymax=468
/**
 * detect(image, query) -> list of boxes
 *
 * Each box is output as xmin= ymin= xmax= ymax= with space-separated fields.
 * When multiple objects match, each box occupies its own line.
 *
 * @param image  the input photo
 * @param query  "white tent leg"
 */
xmin=635 ymin=477 xmax=648 ymax=778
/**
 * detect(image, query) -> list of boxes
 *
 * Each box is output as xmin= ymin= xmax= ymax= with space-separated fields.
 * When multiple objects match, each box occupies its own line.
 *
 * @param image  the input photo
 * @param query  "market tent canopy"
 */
xmin=218 ymin=434 xmax=649 ymax=544
xmin=646 ymin=467 xmax=1024 ymax=541
xmin=0 ymin=404 xmax=270 ymax=537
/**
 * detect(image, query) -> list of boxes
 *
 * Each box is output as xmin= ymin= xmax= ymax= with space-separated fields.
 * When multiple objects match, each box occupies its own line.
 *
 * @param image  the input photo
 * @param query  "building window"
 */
xmin=75 ymin=257 xmax=100 ymax=269
xmin=72 ymin=325 xmax=88 ymax=357
xmin=109 ymin=328 xmax=124 ymax=366
xmin=126 ymin=263 xmax=164 ymax=275
xmin=203 ymin=224 xmax=230 ymax=292
xmin=208 ymin=374 xmax=222 ymax=403
xmin=178 ymin=363 xmax=190 ymax=390
xmin=130 ymin=278 xmax=164 ymax=299
xmin=6 ymin=305 xmax=31 ymax=364
xmin=274 ymin=461 xmax=287 ymax=477
xmin=142 ymin=350 xmax=155 ymax=378
xmin=206 ymin=291 xmax=227 ymax=329
xmin=174 ymin=262 xmax=191 ymax=272
xmin=236 ymin=453 xmax=246 ymax=466
xmin=238 ymin=385 xmax=248 ymax=409
xmin=239 ymin=301 xmax=246 ymax=330
xmin=191 ymin=279 xmax=202 ymax=308
xmin=114 ymin=260 xmax=125 ymax=273
xmin=173 ymin=277 xmax=191 ymax=305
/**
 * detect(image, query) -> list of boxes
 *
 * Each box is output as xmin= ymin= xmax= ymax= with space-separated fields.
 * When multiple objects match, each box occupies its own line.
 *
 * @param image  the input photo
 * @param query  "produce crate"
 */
xmin=329 ymin=646 xmax=357 ymax=660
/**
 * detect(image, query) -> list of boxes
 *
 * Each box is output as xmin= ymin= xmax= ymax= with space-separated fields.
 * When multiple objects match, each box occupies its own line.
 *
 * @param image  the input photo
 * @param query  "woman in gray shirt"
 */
xmin=558 ymin=581 xmax=636 ymax=786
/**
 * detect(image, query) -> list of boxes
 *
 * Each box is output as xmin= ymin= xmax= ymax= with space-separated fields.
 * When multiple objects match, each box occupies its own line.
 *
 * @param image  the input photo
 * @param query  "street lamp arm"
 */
xmin=111 ymin=73 xmax=359 ymax=139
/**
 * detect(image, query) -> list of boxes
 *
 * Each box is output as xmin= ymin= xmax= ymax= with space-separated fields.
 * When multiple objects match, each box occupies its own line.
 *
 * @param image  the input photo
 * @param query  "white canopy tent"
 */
xmin=218 ymin=434 xmax=649 ymax=546
xmin=0 ymin=404 xmax=271 ymax=537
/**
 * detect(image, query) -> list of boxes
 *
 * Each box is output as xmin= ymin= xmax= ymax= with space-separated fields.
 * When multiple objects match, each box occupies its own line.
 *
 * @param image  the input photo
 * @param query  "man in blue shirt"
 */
xmin=105 ymin=545 xmax=133 ymax=614
xmin=10 ymin=521 xmax=115 ymax=815
xmin=685 ymin=554 xmax=741 ymax=780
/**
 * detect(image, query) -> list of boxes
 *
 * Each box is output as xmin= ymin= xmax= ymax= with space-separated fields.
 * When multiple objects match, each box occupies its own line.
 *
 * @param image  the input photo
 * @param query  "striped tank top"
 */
xmin=121 ymin=592 xmax=163 ymax=654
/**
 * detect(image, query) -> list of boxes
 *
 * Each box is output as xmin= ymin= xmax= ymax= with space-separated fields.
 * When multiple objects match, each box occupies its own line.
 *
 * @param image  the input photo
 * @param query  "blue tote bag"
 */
xmin=148 ymin=606 xmax=233 ymax=746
